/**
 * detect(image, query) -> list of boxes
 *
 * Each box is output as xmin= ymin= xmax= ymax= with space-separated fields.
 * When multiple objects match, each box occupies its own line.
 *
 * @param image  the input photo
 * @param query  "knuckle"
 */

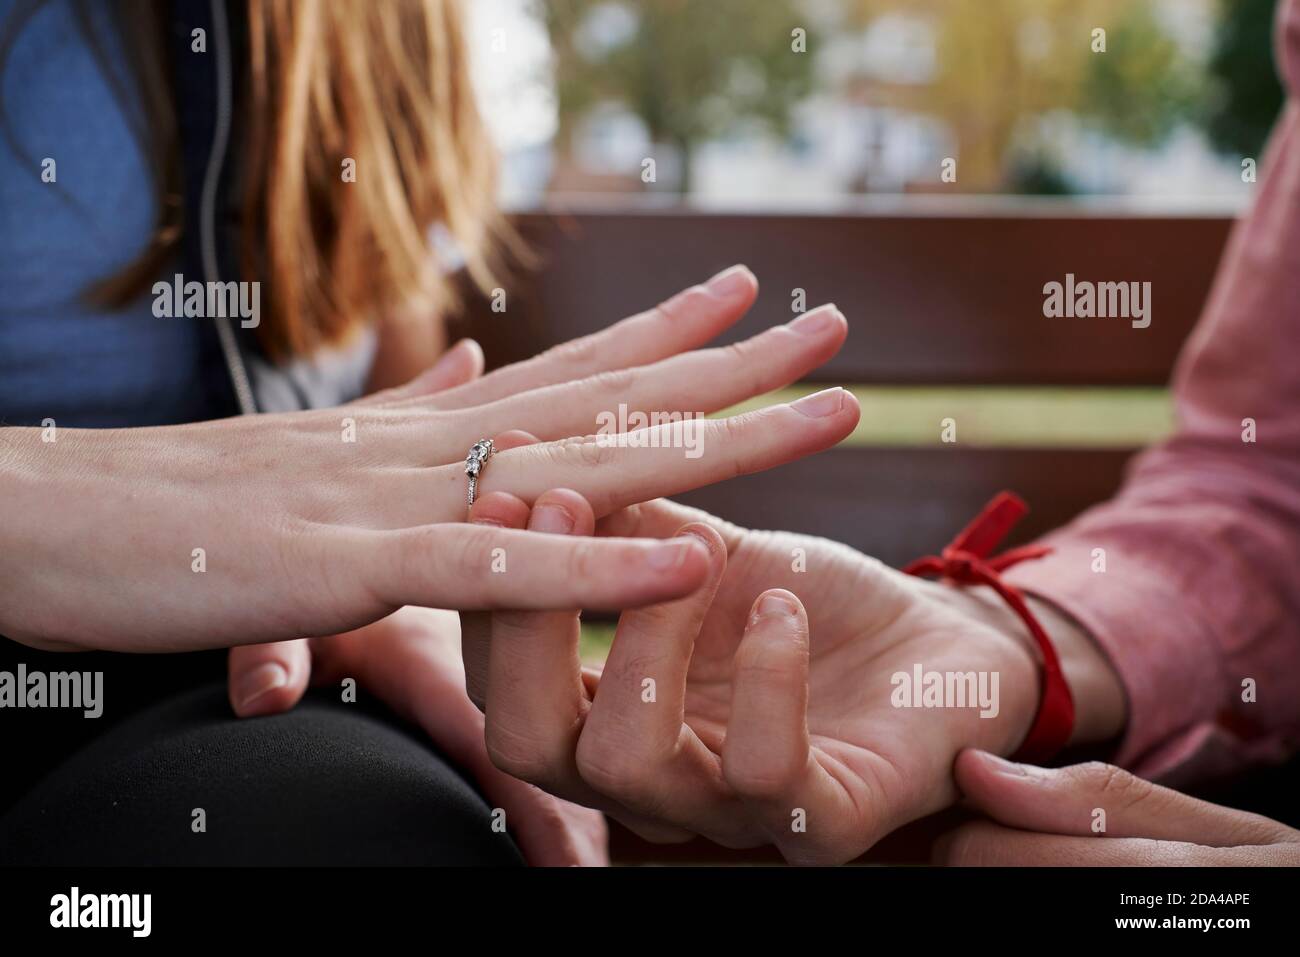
xmin=563 ymin=437 xmax=619 ymax=470
xmin=489 ymin=608 xmax=542 ymax=642
xmin=654 ymin=285 xmax=707 ymax=322
xmin=589 ymin=367 xmax=636 ymax=397
xmin=720 ymin=338 xmax=752 ymax=368
xmin=483 ymin=720 xmax=566 ymax=788
xmin=539 ymin=435 xmax=593 ymax=469
xmin=599 ymin=649 xmax=665 ymax=699
xmin=1091 ymin=761 xmax=1135 ymax=795
xmin=723 ymin=751 xmax=804 ymax=802
xmin=574 ymin=732 xmax=658 ymax=804
xmin=546 ymin=334 xmax=601 ymax=372
xmin=733 ymin=638 xmax=801 ymax=682
xmin=437 ymin=525 xmax=482 ymax=576
xmin=359 ymin=525 xmax=427 ymax=611
xmin=415 ymin=525 xmax=493 ymax=603
xmin=717 ymin=410 xmax=773 ymax=478
xmin=549 ymin=433 xmax=592 ymax=453
xmin=563 ymin=539 xmax=602 ymax=584
xmin=1075 ymin=761 xmax=1152 ymax=809
xmin=536 ymin=437 xmax=577 ymax=467
xmin=719 ymin=339 xmax=768 ymax=396
xmin=717 ymin=343 xmax=759 ymax=395
xmin=386 ymin=526 xmax=442 ymax=600
xmin=709 ymin=410 xmax=745 ymax=450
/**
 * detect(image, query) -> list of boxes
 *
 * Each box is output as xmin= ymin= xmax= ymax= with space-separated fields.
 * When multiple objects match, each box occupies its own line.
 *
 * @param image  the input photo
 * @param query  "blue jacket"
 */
xmin=0 ymin=0 xmax=373 ymax=429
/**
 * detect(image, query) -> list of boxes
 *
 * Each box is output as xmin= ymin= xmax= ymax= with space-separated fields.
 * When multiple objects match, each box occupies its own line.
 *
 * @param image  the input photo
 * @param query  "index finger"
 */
xmin=359 ymin=523 xmax=713 ymax=613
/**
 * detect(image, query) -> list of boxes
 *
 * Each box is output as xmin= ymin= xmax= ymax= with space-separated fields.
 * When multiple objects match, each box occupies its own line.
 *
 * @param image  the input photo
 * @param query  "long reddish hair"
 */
xmin=2 ymin=0 xmax=505 ymax=359
xmin=241 ymin=0 xmax=505 ymax=357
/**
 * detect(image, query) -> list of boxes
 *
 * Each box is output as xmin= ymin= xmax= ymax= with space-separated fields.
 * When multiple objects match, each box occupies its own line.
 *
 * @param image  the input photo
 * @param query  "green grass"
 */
xmin=579 ymin=621 xmax=618 ymax=665
xmin=721 ymin=385 xmax=1172 ymax=447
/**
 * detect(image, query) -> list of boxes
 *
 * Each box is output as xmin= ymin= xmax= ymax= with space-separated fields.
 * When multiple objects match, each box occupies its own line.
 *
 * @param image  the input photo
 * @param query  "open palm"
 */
xmin=466 ymin=495 xmax=1042 ymax=864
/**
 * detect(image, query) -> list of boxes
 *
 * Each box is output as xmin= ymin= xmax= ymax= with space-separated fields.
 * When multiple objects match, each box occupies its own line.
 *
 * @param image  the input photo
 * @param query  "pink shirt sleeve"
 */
xmin=1004 ymin=0 xmax=1300 ymax=788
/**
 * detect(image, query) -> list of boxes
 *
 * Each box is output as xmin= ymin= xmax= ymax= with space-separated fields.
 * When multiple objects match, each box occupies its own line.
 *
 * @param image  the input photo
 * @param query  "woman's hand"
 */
xmin=937 ymin=751 xmax=1300 ymax=865
xmin=0 ymin=267 xmax=858 ymax=653
xmin=462 ymin=495 xmax=1127 ymax=864
xmin=228 ymin=606 xmax=608 ymax=866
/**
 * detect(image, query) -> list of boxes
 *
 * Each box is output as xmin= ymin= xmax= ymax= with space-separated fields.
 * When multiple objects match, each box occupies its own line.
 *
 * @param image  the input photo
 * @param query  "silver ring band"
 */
xmin=465 ymin=438 xmax=494 ymax=509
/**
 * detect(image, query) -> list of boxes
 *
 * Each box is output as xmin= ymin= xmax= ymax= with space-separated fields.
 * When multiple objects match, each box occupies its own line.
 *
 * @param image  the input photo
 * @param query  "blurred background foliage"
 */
xmin=542 ymin=0 xmax=815 ymax=191
xmin=506 ymin=0 xmax=1283 ymax=200
xmin=848 ymin=0 xmax=1201 ymax=192
xmin=1204 ymin=0 xmax=1287 ymax=156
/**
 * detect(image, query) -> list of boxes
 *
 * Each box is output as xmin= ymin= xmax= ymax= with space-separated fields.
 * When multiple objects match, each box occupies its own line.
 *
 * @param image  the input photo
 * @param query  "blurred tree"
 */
xmin=538 ymin=0 xmax=814 ymax=192
xmin=1080 ymin=3 xmax=1200 ymax=146
xmin=1203 ymin=0 xmax=1284 ymax=158
xmin=849 ymin=0 xmax=1199 ymax=192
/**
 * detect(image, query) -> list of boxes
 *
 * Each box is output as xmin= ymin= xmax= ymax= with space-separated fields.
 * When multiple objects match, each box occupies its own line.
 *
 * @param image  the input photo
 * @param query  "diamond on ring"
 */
xmin=465 ymin=439 xmax=494 ymax=508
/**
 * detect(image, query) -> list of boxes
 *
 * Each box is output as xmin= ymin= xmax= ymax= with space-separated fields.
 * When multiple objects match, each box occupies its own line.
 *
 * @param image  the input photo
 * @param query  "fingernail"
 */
xmin=436 ymin=338 xmax=473 ymax=368
xmin=646 ymin=539 xmax=696 ymax=570
xmin=756 ymin=591 xmax=797 ymax=619
xmin=462 ymin=338 xmax=484 ymax=364
xmin=530 ymin=503 xmax=575 ymax=535
xmin=236 ymin=663 xmax=288 ymax=711
xmin=787 ymin=305 xmax=841 ymax=336
xmin=977 ymin=751 xmax=1029 ymax=777
xmin=705 ymin=265 xmax=754 ymax=299
xmin=679 ymin=527 xmax=717 ymax=556
xmin=790 ymin=387 xmax=846 ymax=418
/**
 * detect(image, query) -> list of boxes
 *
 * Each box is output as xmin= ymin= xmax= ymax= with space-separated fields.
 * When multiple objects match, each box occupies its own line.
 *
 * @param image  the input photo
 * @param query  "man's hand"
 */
xmin=228 ymin=607 xmax=608 ymax=866
xmin=462 ymin=494 xmax=1127 ymax=864
xmin=938 ymin=750 xmax=1300 ymax=865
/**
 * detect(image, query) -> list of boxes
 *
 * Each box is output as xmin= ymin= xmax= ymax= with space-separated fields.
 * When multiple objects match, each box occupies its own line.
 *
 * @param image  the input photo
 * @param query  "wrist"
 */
xmin=0 ymin=428 xmax=82 ymax=648
xmin=952 ymin=584 xmax=1125 ymax=750
xmin=1025 ymin=595 xmax=1126 ymax=747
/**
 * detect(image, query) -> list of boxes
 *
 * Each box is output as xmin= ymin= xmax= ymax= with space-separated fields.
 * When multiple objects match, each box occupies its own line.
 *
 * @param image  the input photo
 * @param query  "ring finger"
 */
xmin=374 ymin=388 xmax=859 ymax=530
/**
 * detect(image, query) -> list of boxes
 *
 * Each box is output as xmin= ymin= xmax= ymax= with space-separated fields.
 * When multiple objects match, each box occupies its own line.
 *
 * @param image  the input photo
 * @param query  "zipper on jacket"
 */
xmin=202 ymin=0 xmax=257 ymax=415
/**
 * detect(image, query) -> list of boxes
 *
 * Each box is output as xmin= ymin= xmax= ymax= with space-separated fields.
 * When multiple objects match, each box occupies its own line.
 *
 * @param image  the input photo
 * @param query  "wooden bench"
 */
xmin=451 ymin=205 xmax=1230 ymax=566
xmin=449 ymin=204 xmax=1235 ymax=862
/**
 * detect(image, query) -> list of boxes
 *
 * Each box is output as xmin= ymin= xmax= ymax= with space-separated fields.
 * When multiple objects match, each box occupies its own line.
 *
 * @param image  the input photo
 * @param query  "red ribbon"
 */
xmin=904 ymin=492 xmax=1075 ymax=763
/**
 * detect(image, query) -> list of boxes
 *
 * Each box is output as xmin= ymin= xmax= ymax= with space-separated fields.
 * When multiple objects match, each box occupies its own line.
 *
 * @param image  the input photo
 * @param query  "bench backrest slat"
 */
xmin=453 ymin=210 xmax=1231 ymax=386
xmin=450 ymin=209 xmax=1231 ymax=565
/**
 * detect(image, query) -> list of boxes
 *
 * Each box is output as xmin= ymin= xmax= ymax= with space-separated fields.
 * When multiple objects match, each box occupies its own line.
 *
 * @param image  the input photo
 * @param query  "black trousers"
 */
xmin=0 ymin=684 xmax=524 ymax=866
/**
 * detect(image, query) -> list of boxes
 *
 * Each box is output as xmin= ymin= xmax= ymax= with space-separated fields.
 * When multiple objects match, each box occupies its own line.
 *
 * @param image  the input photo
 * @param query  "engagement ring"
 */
xmin=465 ymin=438 xmax=494 ymax=509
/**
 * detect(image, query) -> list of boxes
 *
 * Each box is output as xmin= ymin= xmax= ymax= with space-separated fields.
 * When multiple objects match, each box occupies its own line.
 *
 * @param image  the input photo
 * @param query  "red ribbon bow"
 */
xmin=904 ymin=492 xmax=1075 ymax=763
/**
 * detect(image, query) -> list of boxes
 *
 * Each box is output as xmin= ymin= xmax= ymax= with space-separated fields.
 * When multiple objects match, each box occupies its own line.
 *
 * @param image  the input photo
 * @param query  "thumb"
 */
xmin=954 ymin=750 xmax=1295 ymax=846
xmin=228 ymin=639 xmax=312 ymax=717
xmin=722 ymin=589 xmax=860 ymax=865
